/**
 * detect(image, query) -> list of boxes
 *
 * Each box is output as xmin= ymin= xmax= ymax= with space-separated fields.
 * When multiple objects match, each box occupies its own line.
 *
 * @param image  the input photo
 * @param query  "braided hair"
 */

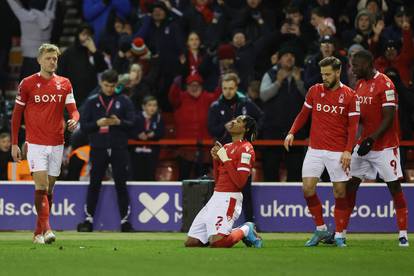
xmin=242 ymin=115 xmax=257 ymax=142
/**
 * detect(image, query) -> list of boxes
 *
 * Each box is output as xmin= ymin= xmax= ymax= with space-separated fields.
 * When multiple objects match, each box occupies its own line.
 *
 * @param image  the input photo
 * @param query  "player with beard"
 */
xmin=284 ymin=57 xmax=360 ymax=247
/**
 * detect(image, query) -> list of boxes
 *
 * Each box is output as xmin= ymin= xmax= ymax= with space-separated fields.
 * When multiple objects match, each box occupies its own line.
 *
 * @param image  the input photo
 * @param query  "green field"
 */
xmin=0 ymin=232 xmax=412 ymax=276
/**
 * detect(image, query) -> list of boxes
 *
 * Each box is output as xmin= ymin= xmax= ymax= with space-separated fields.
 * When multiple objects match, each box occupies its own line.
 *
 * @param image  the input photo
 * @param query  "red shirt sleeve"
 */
xmin=378 ymin=77 xmax=397 ymax=107
xmin=346 ymin=94 xmax=360 ymax=152
xmin=289 ymin=86 xmax=313 ymax=134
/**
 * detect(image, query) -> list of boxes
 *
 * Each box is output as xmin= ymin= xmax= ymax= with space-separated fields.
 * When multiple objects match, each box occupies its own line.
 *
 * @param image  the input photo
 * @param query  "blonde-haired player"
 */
xmin=11 ymin=43 xmax=80 ymax=244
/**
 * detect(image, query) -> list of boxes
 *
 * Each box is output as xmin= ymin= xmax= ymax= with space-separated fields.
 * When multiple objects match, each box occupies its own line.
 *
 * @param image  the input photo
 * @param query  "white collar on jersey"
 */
xmin=373 ymin=71 xmax=380 ymax=79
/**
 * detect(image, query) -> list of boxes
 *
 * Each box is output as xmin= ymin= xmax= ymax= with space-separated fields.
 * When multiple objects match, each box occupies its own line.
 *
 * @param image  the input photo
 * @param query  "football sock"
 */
xmin=334 ymin=197 xmax=348 ymax=233
xmin=210 ymin=229 xmax=245 ymax=248
xmin=34 ymin=190 xmax=50 ymax=233
xmin=344 ymin=190 xmax=357 ymax=230
xmin=399 ymin=230 xmax=408 ymax=239
xmin=240 ymin=225 xmax=250 ymax=237
xmin=305 ymin=194 xmax=325 ymax=227
xmin=393 ymin=191 xmax=408 ymax=231
xmin=47 ymin=193 xmax=53 ymax=213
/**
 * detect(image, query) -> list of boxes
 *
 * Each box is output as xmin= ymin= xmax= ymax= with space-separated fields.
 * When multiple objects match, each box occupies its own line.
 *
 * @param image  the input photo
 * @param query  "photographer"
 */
xmin=77 ymin=69 xmax=135 ymax=232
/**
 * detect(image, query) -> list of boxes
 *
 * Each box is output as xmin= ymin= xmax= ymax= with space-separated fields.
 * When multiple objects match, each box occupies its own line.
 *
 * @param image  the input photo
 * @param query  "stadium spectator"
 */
xmin=58 ymin=23 xmax=108 ymax=107
xmin=185 ymin=115 xmax=262 ymax=248
xmin=7 ymin=0 xmax=57 ymax=80
xmin=119 ymin=63 xmax=156 ymax=109
xmin=246 ymin=80 xmax=262 ymax=109
xmin=259 ymin=47 xmax=306 ymax=182
xmin=230 ymin=0 xmax=274 ymax=42
xmin=285 ymin=56 xmax=359 ymax=247
xmin=342 ymin=9 xmax=374 ymax=49
xmin=77 ymin=69 xmax=135 ymax=232
xmin=11 ymin=43 xmax=79 ymax=244
xmin=304 ymin=35 xmax=349 ymax=89
xmin=0 ymin=132 xmax=12 ymax=180
xmin=169 ymin=73 xmax=220 ymax=180
xmin=82 ymin=0 xmax=131 ymax=44
xmin=208 ymin=73 xmax=263 ymax=223
xmin=345 ymin=50 xmax=409 ymax=247
xmin=373 ymin=21 xmax=414 ymax=87
xmin=135 ymin=1 xmax=185 ymax=110
xmin=129 ymin=95 xmax=164 ymax=181
xmin=0 ymin=1 xmax=19 ymax=94
xmin=180 ymin=0 xmax=216 ymax=42
xmin=381 ymin=6 xmax=410 ymax=44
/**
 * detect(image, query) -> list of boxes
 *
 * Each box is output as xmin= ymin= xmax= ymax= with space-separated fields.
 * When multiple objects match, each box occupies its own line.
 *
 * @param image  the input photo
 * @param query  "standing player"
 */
xmin=344 ymin=50 xmax=408 ymax=247
xmin=184 ymin=115 xmax=262 ymax=248
xmin=11 ymin=44 xmax=79 ymax=244
xmin=284 ymin=57 xmax=360 ymax=247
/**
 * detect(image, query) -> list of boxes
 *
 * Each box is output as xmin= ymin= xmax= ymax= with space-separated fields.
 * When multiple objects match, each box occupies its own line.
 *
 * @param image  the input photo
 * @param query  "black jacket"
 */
xmin=80 ymin=92 xmax=135 ymax=149
xmin=207 ymin=92 xmax=264 ymax=143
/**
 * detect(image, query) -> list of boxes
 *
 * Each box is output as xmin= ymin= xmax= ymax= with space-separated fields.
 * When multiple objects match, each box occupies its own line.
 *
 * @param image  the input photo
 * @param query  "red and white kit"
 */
xmin=12 ymin=73 xmax=78 ymax=175
xmin=289 ymin=83 xmax=359 ymax=181
xmin=351 ymin=71 xmax=402 ymax=181
xmin=188 ymin=140 xmax=255 ymax=244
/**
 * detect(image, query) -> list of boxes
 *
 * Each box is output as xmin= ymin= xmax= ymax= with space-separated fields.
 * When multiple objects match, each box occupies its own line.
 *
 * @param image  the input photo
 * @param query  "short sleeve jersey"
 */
xmin=304 ymin=83 xmax=359 ymax=152
xmin=355 ymin=72 xmax=399 ymax=150
xmin=16 ymin=73 xmax=76 ymax=145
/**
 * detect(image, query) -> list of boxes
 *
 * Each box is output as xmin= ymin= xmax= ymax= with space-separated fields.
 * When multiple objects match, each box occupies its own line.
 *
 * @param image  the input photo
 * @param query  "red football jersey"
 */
xmin=214 ymin=140 xmax=255 ymax=192
xmin=15 ymin=73 xmax=76 ymax=145
xmin=355 ymin=71 xmax=399 ymax=150
xmin=305 ymin=83 xmax=360 ymax=152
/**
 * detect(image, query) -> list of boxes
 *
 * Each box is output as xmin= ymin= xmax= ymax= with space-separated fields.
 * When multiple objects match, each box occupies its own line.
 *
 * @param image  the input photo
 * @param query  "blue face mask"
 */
xmin=115 ymin=84 xmax=124 ymax=94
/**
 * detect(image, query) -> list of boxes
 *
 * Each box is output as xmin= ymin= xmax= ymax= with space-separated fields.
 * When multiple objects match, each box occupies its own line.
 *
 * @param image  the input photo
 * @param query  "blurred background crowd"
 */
xmin=0 ymin=0 xmax=413 ymax=183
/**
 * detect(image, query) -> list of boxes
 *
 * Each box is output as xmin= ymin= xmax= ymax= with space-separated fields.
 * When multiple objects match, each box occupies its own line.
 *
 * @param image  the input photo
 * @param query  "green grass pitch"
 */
xmin=0 ymin=232 xmax=412 ymax=276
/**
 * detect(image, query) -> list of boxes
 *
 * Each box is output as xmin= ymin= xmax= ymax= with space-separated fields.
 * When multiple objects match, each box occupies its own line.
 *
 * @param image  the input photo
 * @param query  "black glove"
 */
xmin=357 ymin=137 xmax=374 ymax=156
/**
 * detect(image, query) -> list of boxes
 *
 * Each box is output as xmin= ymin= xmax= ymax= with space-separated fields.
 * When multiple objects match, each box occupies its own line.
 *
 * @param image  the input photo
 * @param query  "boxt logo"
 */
xmin=138 ymin=193 xmax=169 ymax=223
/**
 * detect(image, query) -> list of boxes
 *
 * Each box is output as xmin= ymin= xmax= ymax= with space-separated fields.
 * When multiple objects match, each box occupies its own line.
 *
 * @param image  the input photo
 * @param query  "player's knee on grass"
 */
xmin=184 ymin=237 xmax=205 ymax=247
xmin=386 ymin=180 xmax=402 ymax=196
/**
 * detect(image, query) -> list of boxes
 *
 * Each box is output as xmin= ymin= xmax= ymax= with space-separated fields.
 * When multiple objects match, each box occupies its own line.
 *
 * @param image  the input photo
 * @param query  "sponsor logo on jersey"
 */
xmin=34 ymin=94 xmax=64 ymax=103
xmin=385 ymin=90 xmax=395 ymax=101
xmin=316 ymin=103 xmax=345 ymax=114
xmin=241 ymin=152 xmax=251 ymax=164
xmin=357 ymin=95 xmax=373 ymax=105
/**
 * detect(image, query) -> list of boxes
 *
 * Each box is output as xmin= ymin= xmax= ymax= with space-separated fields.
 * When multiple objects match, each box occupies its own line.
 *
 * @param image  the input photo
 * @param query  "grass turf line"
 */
xmin=0 ymin=232 xmax=412 ymax=276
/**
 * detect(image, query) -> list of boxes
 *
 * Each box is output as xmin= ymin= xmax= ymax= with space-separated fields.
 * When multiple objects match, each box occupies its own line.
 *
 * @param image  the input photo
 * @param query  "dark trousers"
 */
xmin=262 ymin=145 xmax=304 ymax=182
xmin=86 ymin=148 xmax=130 ymax=221
xmin=178 ymin=157 xmax=210 ymax=180
xmin=129 ymin=147 xmax=158 ymax=181
xmin=242 ymin=176 xmax=254 ymax=222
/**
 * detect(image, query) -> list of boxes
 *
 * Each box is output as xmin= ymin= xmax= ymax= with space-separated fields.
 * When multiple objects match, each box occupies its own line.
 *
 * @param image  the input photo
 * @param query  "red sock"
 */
xmin=393 ymin=191 xmax=408 ymax=231
xmin=344 ymin=190 xmax=357 ymax=230
xmin=305 ymin=194 xmax=324 ymax=226
xmin=334 ymin=197 xmax=348 ymax=233
xmin=34 ymin=190 xmax=51 ymax=233
xmin=210 ymin=229 xmax=244 ymax=248
xmin=47 ymin=193 xmax=53 ymax=213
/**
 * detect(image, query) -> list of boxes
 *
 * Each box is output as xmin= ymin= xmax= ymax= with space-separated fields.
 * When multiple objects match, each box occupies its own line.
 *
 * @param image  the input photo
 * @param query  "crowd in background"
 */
xmin=0 ymin=0 xmax=414 ymax=182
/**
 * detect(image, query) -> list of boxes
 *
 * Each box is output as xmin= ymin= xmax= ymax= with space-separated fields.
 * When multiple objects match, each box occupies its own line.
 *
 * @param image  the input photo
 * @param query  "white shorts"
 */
xmin=351 ymin=145 xmax=402 ymax=182
xmin=26 ymin=143 xmax=64 ymax=177
xmin=302 ymin=147 xmax=350 ymax=182
xmin=187 ymin=191 xmax=243 ymax=244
